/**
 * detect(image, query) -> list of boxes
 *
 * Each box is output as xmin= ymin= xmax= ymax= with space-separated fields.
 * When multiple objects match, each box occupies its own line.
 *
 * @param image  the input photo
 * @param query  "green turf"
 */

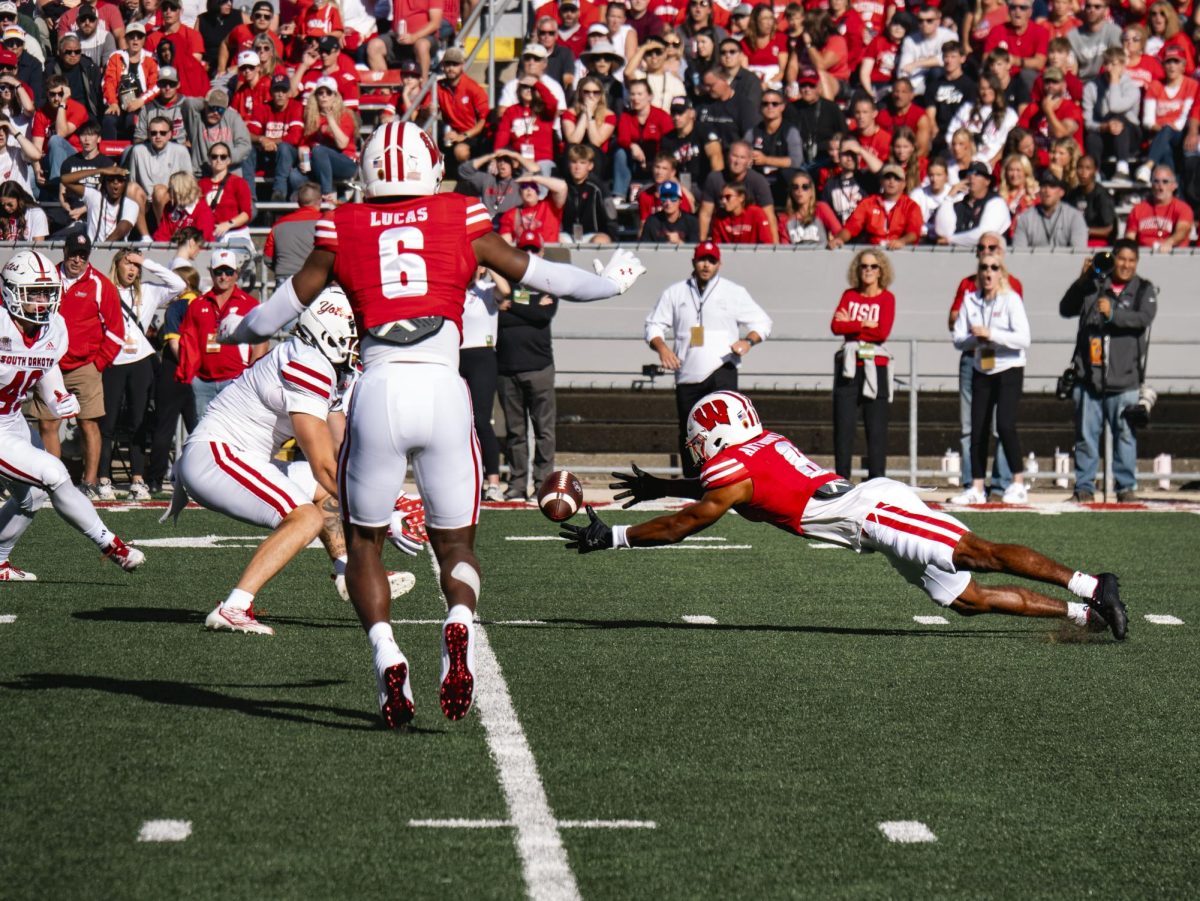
xmin=2 ymin=508 xmax=1198 ymax=899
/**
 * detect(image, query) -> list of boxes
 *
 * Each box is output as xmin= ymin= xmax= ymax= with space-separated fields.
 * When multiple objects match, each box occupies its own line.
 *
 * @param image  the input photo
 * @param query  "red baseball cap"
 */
xmin=517 ymin=229 xmax=543 ymax=251
xmin=0 ymin=49 xmax=17 ymax=66
xmin=693 ymin=240 xmax=721 ymax=261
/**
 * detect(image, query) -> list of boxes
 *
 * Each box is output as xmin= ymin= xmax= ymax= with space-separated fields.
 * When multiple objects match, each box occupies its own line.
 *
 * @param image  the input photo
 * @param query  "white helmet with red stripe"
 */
xmin=361 ymin=121 xmax=444 ymax=198
xmin=295 ymin=284 xmax=356 ymax=366
xmin=2 ymin=249 xmax=61 ymax=325
xmin=685 ymin=391 xmax=764 ymax=466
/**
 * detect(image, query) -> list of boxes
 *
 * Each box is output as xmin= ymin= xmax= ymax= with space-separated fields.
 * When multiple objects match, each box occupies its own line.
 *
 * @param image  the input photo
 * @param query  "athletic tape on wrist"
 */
xmin=611 ymin=524 xmax=630 ymax=549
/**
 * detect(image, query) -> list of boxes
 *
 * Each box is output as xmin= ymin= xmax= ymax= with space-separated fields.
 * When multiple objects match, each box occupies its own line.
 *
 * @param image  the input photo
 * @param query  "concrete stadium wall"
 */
xmin=550 ymin=246 xmax=1200 ymax=394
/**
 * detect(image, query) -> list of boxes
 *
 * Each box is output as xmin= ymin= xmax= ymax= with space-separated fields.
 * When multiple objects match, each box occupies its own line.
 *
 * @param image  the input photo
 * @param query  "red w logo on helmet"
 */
xmin=692 ymin=399 xmax=730 ymax=431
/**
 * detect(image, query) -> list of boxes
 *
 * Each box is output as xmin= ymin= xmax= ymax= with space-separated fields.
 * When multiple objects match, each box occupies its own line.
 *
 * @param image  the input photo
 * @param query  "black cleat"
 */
xmin=1088 ymin=573 xmax=1128 ymax=641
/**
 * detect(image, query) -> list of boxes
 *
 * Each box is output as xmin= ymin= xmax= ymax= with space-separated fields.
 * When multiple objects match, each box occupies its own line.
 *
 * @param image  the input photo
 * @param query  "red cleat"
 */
xmin=378 ymin=662 xmax=415 ymax=728
xmin=439 ymin=620 xmax=476 ymax=721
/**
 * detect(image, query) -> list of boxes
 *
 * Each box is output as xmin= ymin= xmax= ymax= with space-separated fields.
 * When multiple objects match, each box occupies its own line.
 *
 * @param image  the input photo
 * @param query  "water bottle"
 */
xmin=571 ymin=223 xmax=584 ymax=243
xmin=1154 ymin=453 xmax=1172 ymax=490
xmin=941 ymin=449 xmax=961 ymax=485
xmin=1025 ymin=452 xmax=1038 ymax=486
xmin=299 ymin=146 xmax=312 ymax=173
xmin=1053 ymin=447 xmax=1070 ymax=489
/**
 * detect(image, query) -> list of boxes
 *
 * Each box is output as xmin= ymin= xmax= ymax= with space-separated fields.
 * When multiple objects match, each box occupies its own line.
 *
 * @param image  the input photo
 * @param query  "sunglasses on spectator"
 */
xmin=762 ymin=99 xmax=783 ymax=107
xmin=979 ymin=263 xmax=1002 ymax=272
xmin=792 ymin=182 xmax=812 ymax=191
xmin=977 ymin=243 xmax=1001 ymax=252
xmin=522 ymin=53 xmax=542 ymax=61
xmin=644 ymin=47 xmax=663 ymax=56
xmin=720 ymin=193 xmax=737 ymax=200
xmin=61 ymin=47 xmax=82 ymax=55
xmin=1164 ymin=57 xmax=1183 ymax=64
xmin=719 ymin=48 xmax=739 ymax=55
xmin=665 ymin=40 xmax=681 ymax=47
xmin=127 ymin=33 xmax=144 ymax=40
xmin=690 ymin=0 xmax=710 ymax=5
xmin=881 ymin=172 xmax=903 ymax=180
xmin=1007 ymin=3 xmax=1031 ymax=9
xmin=253 ymin=11 xmax=271 ymax=18
xmin=207 ymin=106 xmax=226 ymax=115
xmin=919 ymin=14 xmax=939 ymax=21
xmin=210 ymin=152 xmax=230 ymax=160
xmin=538 ymin=29 xmax=556 ymax=35
xmin=49 ymin=90 xmax=66 ymax=98
xmin=860 ymin=263 xmax=880 ymax=270
xmin=212 ymin=267 xmax=237 ymax=276
xmin=1152 ymin=178 xmax=1175 ymax=184
xmin=0 ymin=84 xmax=11 ymax=92
xmin=580 ymin=88 xmax=601 ymax=95
xmin=149 ymin=129 xmax=170 ymax=136
xmin=160 ymin=79 xmax=179 ymax=87
xmin=2 ymin=39 xmax=21 ymax=48
xmin=315 ymin=88 xmax=333 ymax=96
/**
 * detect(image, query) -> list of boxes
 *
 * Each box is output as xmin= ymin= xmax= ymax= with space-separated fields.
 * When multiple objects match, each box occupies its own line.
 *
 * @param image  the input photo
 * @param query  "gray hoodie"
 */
xmin=180 ymin=97 xmax=253 ymax=176
xmin=1083 ymin=72 xmax=1141 ymax=129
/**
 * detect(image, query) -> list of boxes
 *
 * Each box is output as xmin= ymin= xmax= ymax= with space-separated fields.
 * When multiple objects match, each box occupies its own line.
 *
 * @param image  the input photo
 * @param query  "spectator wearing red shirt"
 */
xmin=1016 ymin=66 xmax=1083 ymax=167
xmin=1028 ymin=37 xmax=1085 ymax=105
xmin=498 ymin=174 xmax=569 ymax=246
xmin=494 ymin=77 xmax=559 ymax=175
xmin=637 ymin=153 xmax=696 ymax=221
xmin=860 ymin=18 xmax=904 ymax=96
xmin=627 ymin=0 xmax=666 ymax=44
xmin=876 ymin=78 xmax=934 ymax=157
xmin=739 ymin=4 xmax=789 ymax=83
xmin=554 ymin=1 xmax=596 ymax=58
xmin=1140 ymin=44 xmax=1198 ymax=181
xmin=1039 ymin=0 xmax=1082 ymax=39
xmin=199 ymin=141 xmax=253 ymax=239
xmin=366 ymin=0 xmax=445 ymax=77
xmin=1125 ymin=164 xmax=1194 ymax=250
xmin=31 ymin=233 xmax=125 ymax=496
xmin=1121 ymin=24 xmax=1162 ymax=92
xmin=293 ymin=35 xmax=361 ymax=110
xmin=154 ymin=171 xmax=217 ymax=242
xmin=843 ymin=94 xmax=893 ymax=173
xmin=250 ymin=74 xmax=304 ymax=200
xmin=829 ymin=164 xmax=924 ymax=249
xmin=299 ymin=77 xmax=357 ymax=204
xmin=220 ymin=0 xmax=284 ymax=74
xmin=830 ymin=248 xmax=896 ymax=480
xmin=983 ymin=0 xmax=1049 ymax=82
xmin=293 ymin=0 xmax=344 ymax=48
xmin=615 ymin=78 xmax=675 ymax=197
xmin=436 ymin=47 xmax=491 ymax=164
xmin=146 ymin=0 xmax=206 ymax=67
xmin=32 ymin=75 xmax=90 ymax=181
xmin=230 ymin=50 xmax=271 ymax=127
xmin=710 ymin=183 xmax=774 ymax=243
xmin=830 ymin=0 xmax=867 ymax=72
xmin=177 ymin=249 xmax=266 ymax=416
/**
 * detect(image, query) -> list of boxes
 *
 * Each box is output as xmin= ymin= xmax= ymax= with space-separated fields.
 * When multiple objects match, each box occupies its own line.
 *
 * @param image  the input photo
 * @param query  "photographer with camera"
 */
xmin=1058 ymin=238 xmax=1158 ymax=503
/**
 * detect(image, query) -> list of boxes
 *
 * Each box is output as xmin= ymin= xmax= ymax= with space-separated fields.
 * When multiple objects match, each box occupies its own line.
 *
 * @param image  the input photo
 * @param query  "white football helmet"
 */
xmin=2 ymin=250 xmax=61 ymax=325
xmin=295 ymin=284 xmax=357 ymax=366
xmin=360 ymin=121 xmax=444 ymax=198
xmin=685 ymin=391 xmax=764 ymax=466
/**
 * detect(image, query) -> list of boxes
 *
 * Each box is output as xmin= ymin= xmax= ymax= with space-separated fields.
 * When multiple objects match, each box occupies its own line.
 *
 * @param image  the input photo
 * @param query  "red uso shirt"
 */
xmin=314 ymin=192 xmax=493 ymax=334
xmin=711 ymin=204 xmax=774 ymax=244
xmin=176 ymin=288 xmax=260 ymax=383
xmin=1125 ymin=198 xmax=1194 ymax=247
xmin=841 ymin=194 xmax=923 ymax=245
xmin=700 ymin=430 xmax=841 ymax=536
xmin=830 ymin=287 xmax=895 ymax=364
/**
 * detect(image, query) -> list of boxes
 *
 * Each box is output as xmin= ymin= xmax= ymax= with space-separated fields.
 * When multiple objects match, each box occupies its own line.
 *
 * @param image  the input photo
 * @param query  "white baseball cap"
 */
xmin=312 ymin=75 xmax=339 ymax=93
xmin=236 ymin=50 xmax=261 ymax=68
xmin=210 ymin=248 xmax=239 ymax=271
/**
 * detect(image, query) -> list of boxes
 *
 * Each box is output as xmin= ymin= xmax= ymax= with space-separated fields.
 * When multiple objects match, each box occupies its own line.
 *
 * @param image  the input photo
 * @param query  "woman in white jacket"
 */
xmin=951 ymin=253 xmax=1031 ymax=505
xmin=948 ymin=74 xmax=1019 ymax=168
xmin=98 ymin=251 xmax=186 ymax=501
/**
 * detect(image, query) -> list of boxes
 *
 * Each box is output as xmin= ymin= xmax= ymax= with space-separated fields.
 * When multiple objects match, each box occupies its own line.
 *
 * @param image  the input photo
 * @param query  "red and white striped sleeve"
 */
xmin=280 ymin=356 xmax=334 ymax=419
xmin=700 ymin=455 xmax=750 ymax=491
xmin=464 ymin=200 xmax=493 ymax=239
xmin=314 ymin=215 xmax=338 ymax=253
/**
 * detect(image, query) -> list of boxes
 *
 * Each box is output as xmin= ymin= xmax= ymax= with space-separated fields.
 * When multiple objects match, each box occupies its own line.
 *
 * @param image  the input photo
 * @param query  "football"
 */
xmin=537 ymin=470 xmax=584 ymax=522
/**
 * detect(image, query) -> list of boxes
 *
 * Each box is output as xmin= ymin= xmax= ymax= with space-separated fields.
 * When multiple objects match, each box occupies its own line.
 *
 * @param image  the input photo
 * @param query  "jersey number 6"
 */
xmin=379 ymin=226 xmax=428 ymax=299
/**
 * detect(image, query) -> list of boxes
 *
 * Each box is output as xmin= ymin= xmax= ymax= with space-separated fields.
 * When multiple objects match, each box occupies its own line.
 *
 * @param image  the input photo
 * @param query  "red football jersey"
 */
xmin=314 ymin=192 xmax=492 ymax=333
xmin=700 ymin=431 xmax=841 ymax=536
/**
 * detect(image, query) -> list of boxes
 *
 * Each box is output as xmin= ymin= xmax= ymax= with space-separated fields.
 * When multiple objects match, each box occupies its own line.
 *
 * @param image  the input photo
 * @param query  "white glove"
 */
xmin=592 ymin=248 xmax=646 ymax=295
xmin=50 ymin=390 xmax=80 ymax=419
xmin=387 ymin=493 xmax=428 ymax=556
xmin=217 ymin=313 xmax=245 ymax=344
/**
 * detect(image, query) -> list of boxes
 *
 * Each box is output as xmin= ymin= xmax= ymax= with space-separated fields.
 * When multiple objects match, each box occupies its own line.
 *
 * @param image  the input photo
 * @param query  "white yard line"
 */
xmin=681 ymin=615 xmax=718 ymax=625
xmin=912 ymin=615 xmax=949 ymax=625
xmin=632 ymin=545 xmax=752 ymax=551
xmin=877 ymin=821 xmax=937 ymax=843
xmin=1144 ymin=614 xmax=1185 ymax=626
xmin=0 ymin=614 xmax=16 ymax=624
xmin=409 ymin=819 xmax=656 ymax=830
xmin=137 ymin=820 xmax=192 ymax=842
xmin=427 ymin=553 xmax=580 ymax=901
xmin=390 ymin=619 xmax=548 ymax=627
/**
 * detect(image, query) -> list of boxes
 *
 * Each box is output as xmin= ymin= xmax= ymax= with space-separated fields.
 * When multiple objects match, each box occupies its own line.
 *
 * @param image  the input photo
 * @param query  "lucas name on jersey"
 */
xmin=368 ymin=207 xmax=430 ymax=227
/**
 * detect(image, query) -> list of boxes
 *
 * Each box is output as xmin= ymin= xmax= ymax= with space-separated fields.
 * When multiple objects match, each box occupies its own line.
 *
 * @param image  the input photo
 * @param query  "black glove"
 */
xmin=560 ymin=505 xmax=613 ymax=553
xmin=610 ymin=463 xmax=682 ymax=508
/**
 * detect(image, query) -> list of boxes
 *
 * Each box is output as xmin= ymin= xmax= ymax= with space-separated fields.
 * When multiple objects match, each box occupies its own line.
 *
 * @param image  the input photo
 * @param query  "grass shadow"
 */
xmin=72 ymin=607 xmax=357 ymax=629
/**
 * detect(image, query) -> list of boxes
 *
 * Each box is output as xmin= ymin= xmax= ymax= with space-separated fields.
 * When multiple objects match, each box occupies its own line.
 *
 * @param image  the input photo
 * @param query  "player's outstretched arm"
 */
xmin=610 ymin=463 xmax=704 ymax=508
xmin=290 ymin=411 xmax=340 ymax=500
xmin=221 ymin=251 xmax=336 ymax=345
xmin=473 ymin=232 xmax=645 ymax=302
xmin=561 ymin=481 xmax=750 ymax=553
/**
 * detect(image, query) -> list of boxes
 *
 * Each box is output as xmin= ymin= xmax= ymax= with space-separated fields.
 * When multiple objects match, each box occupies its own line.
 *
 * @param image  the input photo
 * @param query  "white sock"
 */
xmin=333 ymin=555 xmax=348 ymax=576
xmin=1066 ymin=601 xmax=1090 ymax=626
xmin=445 ymin=604 xmax=474 ymax=627
xmin=1068 ymin=571 xmax=1099 ymax=600
xmin=223 ymin=588 xmax=254 ymax=611
xmin=368 ymin=621 xmax=403 ymax=668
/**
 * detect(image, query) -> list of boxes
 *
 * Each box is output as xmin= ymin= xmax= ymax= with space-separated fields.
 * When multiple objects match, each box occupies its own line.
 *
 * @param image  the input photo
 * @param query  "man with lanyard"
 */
xmin=643 ymin=241 xmax=772 ymax=477
xmin=828 ymin=163 xmax=924 ymax=250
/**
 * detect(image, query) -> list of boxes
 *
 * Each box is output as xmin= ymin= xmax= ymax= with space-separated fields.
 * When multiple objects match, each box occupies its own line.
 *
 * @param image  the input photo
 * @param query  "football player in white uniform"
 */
xmin=167 ymin=286 xmax=419 ymax=635
xmin=0 ymin=250 xmax=145 ymax=579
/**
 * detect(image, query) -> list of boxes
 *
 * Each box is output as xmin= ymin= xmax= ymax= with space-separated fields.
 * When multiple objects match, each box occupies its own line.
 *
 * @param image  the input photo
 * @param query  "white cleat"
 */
xmin=205 ymin=604 xmax=275 ymax=636
xmin=1001 ymin=482 xmax=1029 ymax=504
xmin=949 ymin=487 xmax=987 ymax=505
xmin=0 ymin=561 xmax=37 ymax=581
xmin=439 ymin=618 xmax=477 ymax=721
xmin=333 ymin=571 xmax=416 ymax=602
xmin=375 ymin=653 xmax=415 ymax=728
xmin=103 ymin=536 xmax=145 ymax=572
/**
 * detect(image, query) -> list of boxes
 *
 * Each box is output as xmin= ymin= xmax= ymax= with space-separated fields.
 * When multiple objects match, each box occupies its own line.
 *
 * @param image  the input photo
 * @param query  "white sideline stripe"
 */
xmin=878 ymin=821 xmax=937 ymax=843
xmin=426 ymin=554 xmax=580 ymax=901
xmin=390 ymin=619 xmax=548 ymax=626
xmin=913 ymin=615 xmax=949 ymax=625
xmin=131 ymin=535 xmax=264 ymax=548
xmin=137 ymin=819 xmax=192 ymax=842
xmin=682 ymin=615 xmax=718 ymax=625
xmin=0 ymin=614 xmax=16 ymax=624
xmin=409 ymin=819 xmax=657 ymax=830
xmin=632 ymin=545 xmax=752 ymax=551
xmin=1145 ymin=614 xmax=1185 ymax=626
xmin=506 ymin=536 xmax=566 ymax=541
xmin=808 ymin=542 xmax=841 ymax=549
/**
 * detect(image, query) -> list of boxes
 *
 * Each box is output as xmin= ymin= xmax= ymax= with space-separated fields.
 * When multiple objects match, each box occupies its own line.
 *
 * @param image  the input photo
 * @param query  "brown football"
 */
xmin=537 ymin=470 xmax=584 ymax=522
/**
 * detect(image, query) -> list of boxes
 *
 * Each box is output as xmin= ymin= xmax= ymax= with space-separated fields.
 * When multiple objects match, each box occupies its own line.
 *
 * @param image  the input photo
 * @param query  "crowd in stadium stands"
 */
xmin=0 ymin=0 xmax=1177 ymax=505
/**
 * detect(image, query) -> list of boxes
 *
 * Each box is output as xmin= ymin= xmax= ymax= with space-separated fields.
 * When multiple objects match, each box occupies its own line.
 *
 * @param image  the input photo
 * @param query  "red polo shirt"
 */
xmin=617 ymin=106 xmax=674 ymax=160
xmin=176 ymin=287 xmax=260 ymax=383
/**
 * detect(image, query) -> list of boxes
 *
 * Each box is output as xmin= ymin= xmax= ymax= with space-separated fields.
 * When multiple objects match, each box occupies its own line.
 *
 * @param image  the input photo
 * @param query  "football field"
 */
xmin=2 ymin=505 xmax=1199 ymax=900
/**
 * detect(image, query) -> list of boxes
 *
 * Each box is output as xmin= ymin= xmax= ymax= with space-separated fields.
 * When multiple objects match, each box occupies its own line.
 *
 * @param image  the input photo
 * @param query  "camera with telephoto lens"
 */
xmin=1122 ymin=385 xmax=1157 ymax=428
xmin=1055 ymin=365 xmax=1079 ymax=400
xmin=1089 ymin=250 xmax=1115 ymax=280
